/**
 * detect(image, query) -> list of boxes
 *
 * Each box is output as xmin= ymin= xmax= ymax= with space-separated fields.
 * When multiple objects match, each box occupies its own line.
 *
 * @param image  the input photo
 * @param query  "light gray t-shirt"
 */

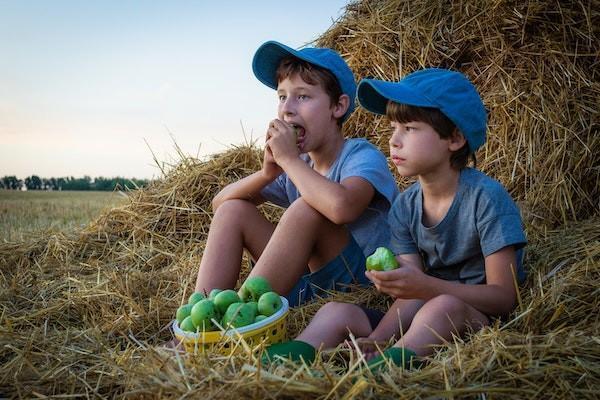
xmin=389 ymin=168 xmax=527 ymax=284
xmin=260 ymin=138 xmax=399 ymax=257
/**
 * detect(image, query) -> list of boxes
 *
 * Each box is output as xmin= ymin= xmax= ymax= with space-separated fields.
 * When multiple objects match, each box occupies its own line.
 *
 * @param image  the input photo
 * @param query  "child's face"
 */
xmin=276 ymin=74 xmax=342 ymax=153
xmin=389 ymin=120 xmax=453 ymax=177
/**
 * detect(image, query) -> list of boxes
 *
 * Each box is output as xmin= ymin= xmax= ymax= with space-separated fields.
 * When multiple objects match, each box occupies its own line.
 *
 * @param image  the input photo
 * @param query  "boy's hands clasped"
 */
xmin=265 ymin=119 xmax=301 ymax=168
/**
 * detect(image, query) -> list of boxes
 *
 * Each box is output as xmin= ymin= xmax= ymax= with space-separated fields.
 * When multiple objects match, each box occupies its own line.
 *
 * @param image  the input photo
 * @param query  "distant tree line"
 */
xmin=0 ymin=175 xmax=150 ymax=191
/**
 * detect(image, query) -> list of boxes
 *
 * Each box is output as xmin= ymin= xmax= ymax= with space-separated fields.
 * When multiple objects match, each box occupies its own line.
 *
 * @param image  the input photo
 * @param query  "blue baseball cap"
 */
xmin=252 ymin=40 xmax=356 ymax=122
xmin=357 ymin=68 xmax=487 ymax=152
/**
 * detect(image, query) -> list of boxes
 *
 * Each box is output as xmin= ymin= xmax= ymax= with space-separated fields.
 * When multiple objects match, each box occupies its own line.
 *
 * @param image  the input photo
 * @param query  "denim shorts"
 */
xmin=285 ymin=235 xmax=370 ymax=307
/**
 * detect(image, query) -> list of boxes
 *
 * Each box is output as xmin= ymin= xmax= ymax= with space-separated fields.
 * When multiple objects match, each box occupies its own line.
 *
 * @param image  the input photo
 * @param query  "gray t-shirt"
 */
xmin=389 ymin=168 xmax=527 ymax=284
xmin=260 ymin=138 xmax=399 ymax=257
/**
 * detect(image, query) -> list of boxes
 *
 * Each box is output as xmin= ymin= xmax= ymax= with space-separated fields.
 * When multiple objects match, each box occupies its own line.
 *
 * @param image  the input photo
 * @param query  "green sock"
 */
xmin=366 ymin=347 xmax=418 ymax=373
xmin=262 ymin=340 xmax=316 ymax=364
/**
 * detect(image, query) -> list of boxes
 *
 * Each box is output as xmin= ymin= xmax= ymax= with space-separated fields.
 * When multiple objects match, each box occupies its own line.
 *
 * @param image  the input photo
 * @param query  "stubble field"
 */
xmin=0 ymin=190 xmax=127 ymax=242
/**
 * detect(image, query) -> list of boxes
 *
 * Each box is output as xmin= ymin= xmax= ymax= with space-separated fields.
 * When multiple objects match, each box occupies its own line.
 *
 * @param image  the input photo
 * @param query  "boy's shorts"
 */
xmin=357 ymin=305 xmax=386 ymax=330
xmin=285 ymin=235 xmax=370 ymax=307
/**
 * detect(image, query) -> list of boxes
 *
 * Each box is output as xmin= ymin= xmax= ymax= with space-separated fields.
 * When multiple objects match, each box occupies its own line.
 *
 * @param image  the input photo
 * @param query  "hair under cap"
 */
xmin=252 ymin=40 xmax=357 ymax=122
xmin=357 ymin=68 xmax=487 ymax=152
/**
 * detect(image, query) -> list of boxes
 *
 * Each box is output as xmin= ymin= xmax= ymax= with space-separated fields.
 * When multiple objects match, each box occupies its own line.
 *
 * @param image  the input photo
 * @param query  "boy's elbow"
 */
xmin=329 ymin=202 xmax=361 ymax=225
xmin=211 ymin=194 xmax=224 ymax=212
xmin=499 ymin=287 xmax=518 ymax=315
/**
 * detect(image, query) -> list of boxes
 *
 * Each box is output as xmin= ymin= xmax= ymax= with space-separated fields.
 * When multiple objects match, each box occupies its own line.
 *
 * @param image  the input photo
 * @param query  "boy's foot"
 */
xmin=345 ymin=338 xmax=388 ymax=361
xmin=365 ymin=347 xmax=418 ymax=373
xmin=262 ymin=340 xmax=316 ymax=364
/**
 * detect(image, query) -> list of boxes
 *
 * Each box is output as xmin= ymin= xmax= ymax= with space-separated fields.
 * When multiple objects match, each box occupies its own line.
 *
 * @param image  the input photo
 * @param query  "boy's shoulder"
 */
xmin=343 ymin=137 xmax=382 ymax=153
xmin=392 ymin=168 xmax=517 ymax=213
xmin=334 ymin=138 xmax=389 ymax=167
xmin=460 ymin=168 xmax=513 ymax=201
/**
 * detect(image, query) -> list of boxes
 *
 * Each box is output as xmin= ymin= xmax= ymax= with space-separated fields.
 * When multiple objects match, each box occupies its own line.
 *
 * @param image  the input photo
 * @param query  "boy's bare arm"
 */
xmin=211 ymin=171 xmax=273 ymax=211
xmin=280 ymin=157 xmax=375 ymax=224
xmin=367 ymin=246 xmax=518 ymax=316
xmin=212 ymin=137 xmax=284 ymax=211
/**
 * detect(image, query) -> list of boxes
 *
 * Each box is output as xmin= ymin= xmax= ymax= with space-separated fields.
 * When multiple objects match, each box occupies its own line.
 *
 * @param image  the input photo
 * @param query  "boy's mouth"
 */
xmin=291 ymin=124 xmax=306 ymax=152
xmin=391 ymin=155 xmax=405 ymax=165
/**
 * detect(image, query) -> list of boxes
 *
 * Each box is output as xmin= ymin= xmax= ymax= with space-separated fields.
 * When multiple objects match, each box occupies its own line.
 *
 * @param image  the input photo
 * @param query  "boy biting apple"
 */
xmin=194 ymin=41 xmax=399 ymax=307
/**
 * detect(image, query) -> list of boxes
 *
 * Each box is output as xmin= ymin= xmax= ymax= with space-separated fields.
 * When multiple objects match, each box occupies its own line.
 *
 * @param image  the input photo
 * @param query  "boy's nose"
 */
xmin=280 ymin=98 xmax=296 ymax=116
xmin=389 ymin=132 xmax=402 ymax=148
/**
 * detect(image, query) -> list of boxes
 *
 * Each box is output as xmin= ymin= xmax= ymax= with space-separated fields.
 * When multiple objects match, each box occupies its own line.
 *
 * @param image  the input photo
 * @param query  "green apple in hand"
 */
xmin=366 ymin=247 xmax=399 ymax=271
xmin=176 ymin=303 xmax=194 ymax=323
xmin=213 ymin=289 xmax=241 ymax=314
xmin=257 ymin=291 xmax=282 ymax=317
xmin=222 ymin=302 xmax=256 ymax=328
xmin=191 ymin=299 xmax=217 ymax=331
xmin=238 ymin=276 xmax=273 ymax=302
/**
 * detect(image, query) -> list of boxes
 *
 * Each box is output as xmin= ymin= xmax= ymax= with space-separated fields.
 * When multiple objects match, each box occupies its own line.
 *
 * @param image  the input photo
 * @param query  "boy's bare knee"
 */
xmin=212 ymin=199 xmax=257 ymax=222
xmin=280 ymin=198 xmax=322 ymax=224
xmin=317 ymin=301 xmax=357 ymax=318
xmin=425 ymin=294 xmax=468 ymax=319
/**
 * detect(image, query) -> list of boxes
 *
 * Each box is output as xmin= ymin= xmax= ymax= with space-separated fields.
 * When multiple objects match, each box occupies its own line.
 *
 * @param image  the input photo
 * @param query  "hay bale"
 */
xmin=318 ymin=0 xmax=599 ymax=227
xmin=1 ymin=0 xmax=599 ymax=398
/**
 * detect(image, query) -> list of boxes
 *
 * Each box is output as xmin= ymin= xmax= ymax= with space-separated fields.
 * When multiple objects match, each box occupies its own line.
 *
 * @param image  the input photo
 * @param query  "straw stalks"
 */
xmin=1 ymin=0 xmax=599 ymax=398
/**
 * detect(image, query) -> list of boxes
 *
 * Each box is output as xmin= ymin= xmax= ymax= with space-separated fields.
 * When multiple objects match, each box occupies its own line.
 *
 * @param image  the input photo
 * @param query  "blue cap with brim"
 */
xmin=252 ymin=40 xmax=356 ymax=122
xmin=357 ymin=68 xmax=487 ymax=152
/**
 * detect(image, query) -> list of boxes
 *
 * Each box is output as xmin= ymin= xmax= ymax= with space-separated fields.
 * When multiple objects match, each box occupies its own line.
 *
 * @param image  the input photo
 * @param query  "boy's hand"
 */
xmin=265 ymin=119 xmax=300 ymax=167
xmin=262 ymin=139 xmax=283 ymax=180
xmin=366 ymin=265 xmax=431 ymax=299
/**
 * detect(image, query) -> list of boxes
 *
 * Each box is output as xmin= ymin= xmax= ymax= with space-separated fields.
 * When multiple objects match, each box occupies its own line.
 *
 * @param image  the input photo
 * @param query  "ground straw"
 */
xmin=1 ymin=0 xmax=599 ymax=398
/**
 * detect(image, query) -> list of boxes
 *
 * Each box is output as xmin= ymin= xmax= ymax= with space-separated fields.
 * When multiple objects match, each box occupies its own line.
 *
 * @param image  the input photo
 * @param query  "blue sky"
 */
xmin=0 ymin=1 xmax=350 ymax=179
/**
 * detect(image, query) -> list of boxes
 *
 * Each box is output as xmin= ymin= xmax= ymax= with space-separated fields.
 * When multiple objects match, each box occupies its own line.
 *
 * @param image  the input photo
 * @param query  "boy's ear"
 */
xmin=448 ymin=128 xmax=467 ymax=151
xmin=332 ymin=94 xmax=350 ymax=119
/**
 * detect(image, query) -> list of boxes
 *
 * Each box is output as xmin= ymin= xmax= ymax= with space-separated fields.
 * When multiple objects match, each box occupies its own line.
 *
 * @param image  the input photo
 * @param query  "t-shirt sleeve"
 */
xmin=339 ymin=141 xmax=398 ymax=207
xmin=388 ymin=195 xmax=419 ymax=255
xmin=476 ymin=185 xmax=527 ymax=257
xmin=260 ymin=175 xmax=291 ymax=208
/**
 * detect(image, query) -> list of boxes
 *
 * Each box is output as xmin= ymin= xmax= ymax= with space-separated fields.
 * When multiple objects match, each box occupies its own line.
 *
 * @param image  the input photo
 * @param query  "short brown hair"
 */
xmin=276 ymin=56 xmax=345 ymax=126
xmin=386 ymin=102 xmax=475 ymax=169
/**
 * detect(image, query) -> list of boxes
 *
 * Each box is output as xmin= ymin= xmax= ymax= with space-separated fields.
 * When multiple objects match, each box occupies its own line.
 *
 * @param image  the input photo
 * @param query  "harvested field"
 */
xmin=1 ymin=0 xmax=598 ymax=398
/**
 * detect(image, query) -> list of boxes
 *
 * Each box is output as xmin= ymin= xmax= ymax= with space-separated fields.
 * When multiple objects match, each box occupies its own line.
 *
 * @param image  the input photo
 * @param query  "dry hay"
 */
xmin=318 ymin=0 xmax=599 ymax=227
xmin=1 ymin=147 xmax=598 ymax=399
xmin=1 ymin=0 xmax=600 ymax=398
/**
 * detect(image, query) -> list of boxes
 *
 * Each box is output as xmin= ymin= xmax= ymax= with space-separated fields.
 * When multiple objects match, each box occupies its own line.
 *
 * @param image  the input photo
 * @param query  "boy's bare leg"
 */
xmin=393 ymin=294 xmax=490 ymax=356
xmin=296 ymin=302 xmax=373 ymax=349
xmin=194 ymin=199 xmax=275 ymax=293
xmin=249 ymin=198 xmax=350 ymax=295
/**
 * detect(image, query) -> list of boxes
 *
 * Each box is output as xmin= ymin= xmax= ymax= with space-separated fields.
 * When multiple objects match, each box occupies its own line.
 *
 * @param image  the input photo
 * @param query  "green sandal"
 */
xmin=366 ymin=347 xmax=418 ymax=373
xmin=262 ymin=340 xmax=316 ymax=364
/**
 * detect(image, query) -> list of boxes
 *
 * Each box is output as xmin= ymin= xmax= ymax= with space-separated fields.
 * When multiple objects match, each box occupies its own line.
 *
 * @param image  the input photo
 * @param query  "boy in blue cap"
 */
xmin=194 ymin=41 xmax=398 ymax=307
xmin=263 ymin=68 xmax=526 ymax=371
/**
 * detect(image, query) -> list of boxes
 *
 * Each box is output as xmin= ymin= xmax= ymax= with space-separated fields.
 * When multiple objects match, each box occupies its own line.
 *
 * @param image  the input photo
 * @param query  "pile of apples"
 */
xmin=175 ymin=276 xmax=283 ymax=333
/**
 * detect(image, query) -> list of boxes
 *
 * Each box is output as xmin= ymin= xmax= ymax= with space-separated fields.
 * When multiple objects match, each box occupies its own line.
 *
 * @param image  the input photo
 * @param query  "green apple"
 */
xmin=257 ymin=291 xmax=282 ymax=317
xmin=180 ymin=315 xmax=196 ymax=333
xmin=190 ymin=299 xmax=217 ymax=331
xmin=213 ymin=289 xmax=241 ymax=314
xmin=366 ymin=247 xmax=399 ymax=271
xmin=188 ymin=291 xmax=205 ymax=305
xmin=254 ymin=315 xmax=268 ymax=323
xmin=176 ymin=303 xmax=194 ymax=323
xmin=209 ymin=288 xmax=222 ymax=299
xmin=222 ymin=302 xmax=256 ymax=328
xmin=246 ymin=301 xmax=258 ymax=315
xmin=239 ymin=276 xmax=273 ymax=302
